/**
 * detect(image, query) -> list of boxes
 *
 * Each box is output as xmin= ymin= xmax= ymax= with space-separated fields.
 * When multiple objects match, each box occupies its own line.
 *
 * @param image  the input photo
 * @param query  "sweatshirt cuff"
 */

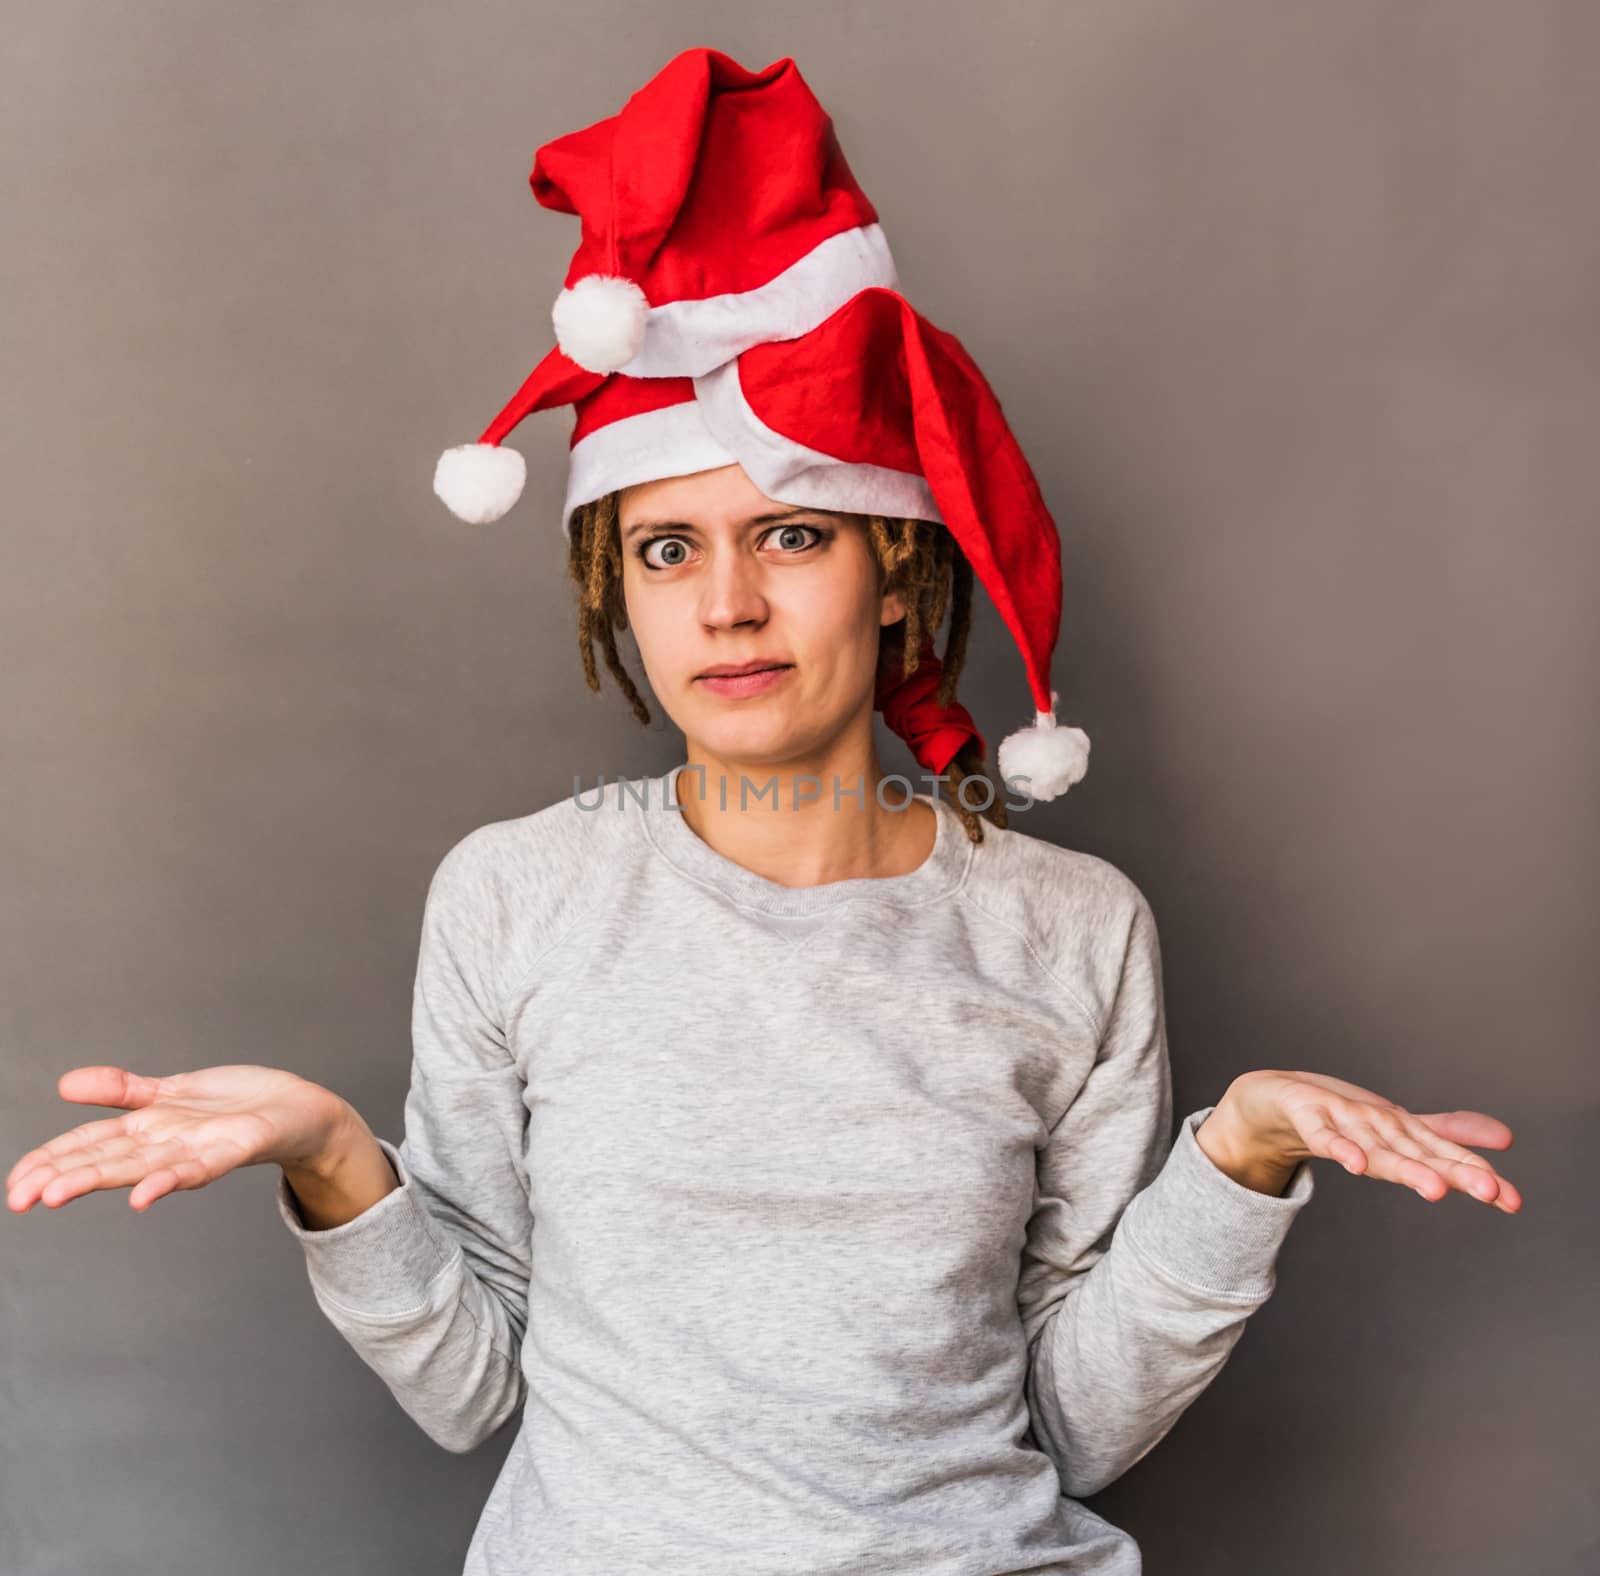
xmin=1118 ymin=1104 xmax=1315 ymax=1300
xmin=274 ymin=1136 xmax=460 ymax=1317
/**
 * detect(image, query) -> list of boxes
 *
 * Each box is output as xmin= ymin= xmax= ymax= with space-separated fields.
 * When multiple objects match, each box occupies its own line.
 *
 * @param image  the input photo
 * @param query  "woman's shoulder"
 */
xmin=966 ymin=808 xmax=1149 ymax=920
xmin=963 ymin=811 xmax=1157 ymax=1015
xmin=420 ymin=779 xmax=637 ymax=957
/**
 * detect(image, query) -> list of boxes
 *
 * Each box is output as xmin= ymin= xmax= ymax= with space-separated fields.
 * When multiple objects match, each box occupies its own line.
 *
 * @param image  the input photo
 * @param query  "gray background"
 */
xmin=3 ymin=3 xmax=1595 ymax=1573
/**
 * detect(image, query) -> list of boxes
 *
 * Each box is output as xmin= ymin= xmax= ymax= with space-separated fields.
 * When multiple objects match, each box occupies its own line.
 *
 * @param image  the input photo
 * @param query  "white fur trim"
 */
xmin=996 ymin=693 xmax=1091 ymax=802
xmin=562 ymin=402 xmax=741 ymax=537
xmin=611 ymin=222 xmax=898 ymax=379
xmin=552 ymin=273 xmax=649 ymax=373
xmin=434 ymin=443 xmax=526 ymax=524
xmin=560 ymin=363 xmax=945 ymax=537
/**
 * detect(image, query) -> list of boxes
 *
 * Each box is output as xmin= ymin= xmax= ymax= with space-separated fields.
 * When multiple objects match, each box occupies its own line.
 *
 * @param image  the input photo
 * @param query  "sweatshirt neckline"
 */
xmin=632 ymin=763 xmax=975 ymax=916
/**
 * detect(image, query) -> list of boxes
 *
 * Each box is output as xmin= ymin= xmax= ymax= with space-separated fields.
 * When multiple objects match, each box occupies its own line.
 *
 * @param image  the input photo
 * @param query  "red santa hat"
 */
xmin=433 ymin=46 xmax=1091 ymax=801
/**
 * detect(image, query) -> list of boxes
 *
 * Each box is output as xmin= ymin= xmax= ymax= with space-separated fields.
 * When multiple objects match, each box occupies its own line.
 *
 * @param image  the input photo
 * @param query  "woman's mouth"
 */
xmin=695 ymin=664 xmax=794 ymax=698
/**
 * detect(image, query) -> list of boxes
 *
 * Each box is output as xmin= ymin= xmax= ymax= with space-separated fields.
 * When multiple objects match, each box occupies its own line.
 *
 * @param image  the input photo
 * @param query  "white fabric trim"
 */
xmin=562 ymin=401 xmax=739 ymax=537
xmin=560 ymin=355 xmax=943 ymax=537
xmin=613 ymin=222 xmax=899 ymax=380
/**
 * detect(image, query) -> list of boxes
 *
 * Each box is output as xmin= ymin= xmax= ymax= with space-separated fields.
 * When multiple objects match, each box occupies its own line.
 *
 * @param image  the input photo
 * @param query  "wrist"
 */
xmin=1195 ymin=1092 xmax=1301 ymax=1198
xmin=279 ymin=1106 xmax=398 ymax=1231
xmin=281 ymin=1095 xmax=364 ymax=1182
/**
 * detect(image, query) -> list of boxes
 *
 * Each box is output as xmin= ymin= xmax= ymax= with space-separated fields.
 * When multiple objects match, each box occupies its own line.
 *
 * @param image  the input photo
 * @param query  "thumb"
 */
xmin=57 ymin=1066 xmax=171 ymax=1110
xmin=1413 ymin=1108 xmax=1515 ymax=1151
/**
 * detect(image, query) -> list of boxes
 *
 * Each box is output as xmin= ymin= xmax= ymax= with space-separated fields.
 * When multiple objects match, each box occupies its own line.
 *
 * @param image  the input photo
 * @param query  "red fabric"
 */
xmin=482 ymin=43 xmax=879 ymax=446
xmin=481 ymin=344 xmax=605 ymax=446
xmin=739 ymin=288 xmax=1062 ymax=718
xmin=875 ymin=631 xmax=985 ymax=780
xmin=530 ymin=48 xmax=878 ymax=301
xmin=570 ymin=372 xmax=697 ymax=445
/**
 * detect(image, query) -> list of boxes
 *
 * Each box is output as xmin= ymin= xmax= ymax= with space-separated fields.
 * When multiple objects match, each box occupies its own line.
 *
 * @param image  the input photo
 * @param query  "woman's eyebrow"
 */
xmin=620 ymin=507 xmax=824 ymax=543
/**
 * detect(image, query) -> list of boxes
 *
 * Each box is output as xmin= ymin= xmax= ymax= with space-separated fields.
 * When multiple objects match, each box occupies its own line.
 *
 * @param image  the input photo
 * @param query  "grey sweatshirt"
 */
xmin=275 ymin=764 xmax=1314 ymax=1575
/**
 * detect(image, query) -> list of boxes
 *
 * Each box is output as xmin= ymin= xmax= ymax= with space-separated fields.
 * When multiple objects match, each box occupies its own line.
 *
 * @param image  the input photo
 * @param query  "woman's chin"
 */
xmin=685 ymin=705 xmax=823 ymax=770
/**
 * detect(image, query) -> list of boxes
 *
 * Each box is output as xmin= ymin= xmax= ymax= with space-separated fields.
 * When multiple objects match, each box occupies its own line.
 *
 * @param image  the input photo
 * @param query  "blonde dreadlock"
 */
xmin=565 ymin=490 xmax=1008 ymax=843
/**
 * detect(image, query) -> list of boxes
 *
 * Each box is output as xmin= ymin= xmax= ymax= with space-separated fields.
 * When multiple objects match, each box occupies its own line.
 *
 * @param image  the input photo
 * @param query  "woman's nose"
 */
xmin=697 ymin=554 xmax=769 ymax=630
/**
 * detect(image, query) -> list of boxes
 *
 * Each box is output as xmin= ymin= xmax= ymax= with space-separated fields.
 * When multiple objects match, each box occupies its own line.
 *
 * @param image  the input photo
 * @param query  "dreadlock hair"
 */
xmin=565 ymin=488 xmax=1009 ymax=844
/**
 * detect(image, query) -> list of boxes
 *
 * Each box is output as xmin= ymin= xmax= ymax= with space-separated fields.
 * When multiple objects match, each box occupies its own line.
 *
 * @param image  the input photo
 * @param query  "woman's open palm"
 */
xmin=6 ymin=1064 xmax=345 ymax=1214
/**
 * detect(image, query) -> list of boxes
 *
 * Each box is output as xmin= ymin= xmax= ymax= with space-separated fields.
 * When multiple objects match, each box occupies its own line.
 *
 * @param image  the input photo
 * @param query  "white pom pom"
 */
xmin=552 ymin=273 xmax=649 ymax=373
xmin=996 ymin=693 xmax=1091 ymax=803
xmin=433 ymin=443 xmax=526 ymax=524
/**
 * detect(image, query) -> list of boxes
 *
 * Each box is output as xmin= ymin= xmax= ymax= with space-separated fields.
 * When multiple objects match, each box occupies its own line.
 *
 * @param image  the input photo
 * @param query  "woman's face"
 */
xmin=617 ymin=462 xmax=906 ymax=767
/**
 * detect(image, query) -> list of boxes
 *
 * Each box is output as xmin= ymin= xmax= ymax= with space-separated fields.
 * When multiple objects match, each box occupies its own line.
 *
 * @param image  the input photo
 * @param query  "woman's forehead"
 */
xmin=619 ymin=467 xmax=847 ymax=530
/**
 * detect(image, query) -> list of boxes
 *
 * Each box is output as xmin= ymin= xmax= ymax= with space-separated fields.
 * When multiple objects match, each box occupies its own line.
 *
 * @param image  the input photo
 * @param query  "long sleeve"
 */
xmin=1017 ymin=889 xmax=1314 ymax=1499
xmin=274 ymin=832 xmax=535 ymax=1455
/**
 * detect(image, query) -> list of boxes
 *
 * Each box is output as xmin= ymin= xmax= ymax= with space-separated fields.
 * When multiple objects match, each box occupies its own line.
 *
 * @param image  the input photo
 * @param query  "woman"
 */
xmin=6 ymin=47 xmax=1519 ymax=1576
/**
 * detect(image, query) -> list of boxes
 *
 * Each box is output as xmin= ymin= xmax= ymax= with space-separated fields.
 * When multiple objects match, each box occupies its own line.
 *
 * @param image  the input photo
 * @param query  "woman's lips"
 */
xmin=695 ymin=664 xmax=794 ymax=698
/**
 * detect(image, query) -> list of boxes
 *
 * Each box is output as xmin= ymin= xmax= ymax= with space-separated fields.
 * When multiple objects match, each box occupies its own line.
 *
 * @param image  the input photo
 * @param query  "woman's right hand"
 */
xmin=5 ymin=1064 xmax=354 ymax=1214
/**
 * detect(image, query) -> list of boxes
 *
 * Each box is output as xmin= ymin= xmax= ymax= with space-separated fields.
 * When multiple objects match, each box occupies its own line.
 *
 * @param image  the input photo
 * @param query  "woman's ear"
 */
xmin=879 ymin=586 xmax=907 ymax=626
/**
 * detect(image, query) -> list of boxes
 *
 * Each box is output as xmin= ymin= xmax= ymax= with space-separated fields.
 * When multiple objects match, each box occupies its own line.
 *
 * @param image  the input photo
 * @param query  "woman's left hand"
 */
xmin=1203 ymin=1070 xmax=1523 ymax=1212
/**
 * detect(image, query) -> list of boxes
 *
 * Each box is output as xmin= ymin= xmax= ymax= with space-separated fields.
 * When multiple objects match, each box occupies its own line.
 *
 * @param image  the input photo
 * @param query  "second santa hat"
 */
xmin=433 ymin=46 xmax=1091 ymax=802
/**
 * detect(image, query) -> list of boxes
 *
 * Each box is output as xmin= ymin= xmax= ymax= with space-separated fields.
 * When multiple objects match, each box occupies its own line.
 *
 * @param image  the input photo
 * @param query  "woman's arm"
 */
xmin=1017 ymin=890 xmax=1314 ymax=1500
xmin=274 ymin=831 xmax=535 ymax=1456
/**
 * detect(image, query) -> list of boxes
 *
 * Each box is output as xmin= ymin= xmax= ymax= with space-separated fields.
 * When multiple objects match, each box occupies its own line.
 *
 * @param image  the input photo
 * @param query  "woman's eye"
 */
xmin=641 ymin=536 xmax=692 ymax=569
xmin=766 ymin=523 xmax=824 ymax=553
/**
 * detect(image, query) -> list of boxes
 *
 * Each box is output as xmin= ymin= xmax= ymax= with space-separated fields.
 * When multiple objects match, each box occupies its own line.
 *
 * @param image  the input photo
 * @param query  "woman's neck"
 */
xmin=674 ymin=742 xmax=937 ymax=892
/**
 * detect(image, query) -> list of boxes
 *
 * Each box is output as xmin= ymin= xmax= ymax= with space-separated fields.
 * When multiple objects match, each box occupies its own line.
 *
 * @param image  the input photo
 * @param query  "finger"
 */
xmin=129 ymin=1156 xmax=213 ymax=1211
xmin=1386 ymin=1139 xmax=1494 ymax=1203
xmin=55 ymin=1066 xmax=171 ymax=1112
xmin=1327 ymin=1113 xmax=1449 ymax=1196
xmin=18 ymin=1138 xmax=190 ymax=1212
xmin=1357 ymin=1111 xmax=1482 ymax=1200
xmin=1394 ymin=1108 xmax=1495 ymax=1167
xmin=1402 ymin=1151 xmax=1522 ymax=1211
xmin=1390 ymin=1111 xmax=1522 ymax=1210
xmin=1411 ymin=1109 xmax=1514 ymax=1151
xmin=1294 ymin=1112 xmax=1372 ymax=1175
xmin=1449 ymin=1158 xmax=1524 ymax=1213
xmin=1337 ymin=1112 xmax=1523 ymax=1210
xmin=7 ymin=1117 xmax=142 ymax=1192
xmin=8 ymin=1134 xmax=144 ymax=1209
